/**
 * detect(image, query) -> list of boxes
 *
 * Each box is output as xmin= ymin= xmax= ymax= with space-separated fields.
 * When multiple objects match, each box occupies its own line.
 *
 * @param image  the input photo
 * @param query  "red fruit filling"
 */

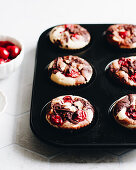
xmin=50 ymin=98 xmax=88 ymax=126
xmin=118 ymin=57 xmax=131 ymax=67
xmin=50 ymin=114 xmax=63 ymax=125
xmin=64 ymin=24 xmax=73 ymax=29
xmin=71 ymin=33 xmax=79 ymax=39
xmin=0 ymin=47 xmax=9 ymax=60
xmin=66 ymin=69 xmax=80 ymax=78
xmin=118 ymin=57 xmax=136 ymax=82
xmin=60 ymin=25 xmax=79 ymax=40
xmin=119 ymin=31 xmax=128 ymax=39
xmin=126 ymin=106 xmax=136 ymax=120
xmin=63 ymin=96 xmax=73 ymax=103
xmin=130 ymin=73 xmax=136 ymax=82
xmin=73 ymin=110 xmax=87 ymax=122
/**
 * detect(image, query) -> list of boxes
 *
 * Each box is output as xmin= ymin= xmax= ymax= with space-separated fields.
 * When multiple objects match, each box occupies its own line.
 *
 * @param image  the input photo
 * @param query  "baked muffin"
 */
xmin=48 ymin=55 xmax=93 ymax=86
xmin=45 ymin=95 xmax=94 ymax=130
xmin=49 ymin=24 xmax=91 ymax=50
xmin=112 ymin=94 xmax=136 ymax=129
xmin=106 ymin=24 xmax=136 ymax=49
xmin=107 ymin=56 xmax=136 ymax=87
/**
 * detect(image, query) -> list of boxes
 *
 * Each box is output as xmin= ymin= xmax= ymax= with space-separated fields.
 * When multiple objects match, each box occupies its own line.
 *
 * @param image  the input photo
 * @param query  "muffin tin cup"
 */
xmin=47 ymin=25 xmax=96 ymax=55
xmin=40 ymin=100 xmax=99 ymax=136
xmin=30 ymin=24 xmax=136 ymax=148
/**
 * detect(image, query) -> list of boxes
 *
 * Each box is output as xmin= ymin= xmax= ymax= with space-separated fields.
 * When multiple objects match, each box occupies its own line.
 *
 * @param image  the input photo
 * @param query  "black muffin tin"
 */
xmin=30 ymin=24 xmax=136 ymax=148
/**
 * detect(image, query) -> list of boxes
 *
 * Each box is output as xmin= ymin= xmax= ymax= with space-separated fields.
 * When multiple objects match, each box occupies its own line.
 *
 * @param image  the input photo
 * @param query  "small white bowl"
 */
xmin=0 ymin=35 xmax=24 ymax=79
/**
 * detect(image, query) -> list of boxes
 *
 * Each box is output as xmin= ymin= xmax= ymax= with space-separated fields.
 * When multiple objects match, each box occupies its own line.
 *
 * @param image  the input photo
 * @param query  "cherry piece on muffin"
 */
xmin=106 ymin=56 xmax=136 ymax=87
xmin=106 ymin=24 xmax=136 ymax=49
xmin=48 ymin=55 xmax=93 ymax=86
xmin=112 ymin=94 xmax=136 ymax=129
xmin=45 ymin=95 xmax=94 ymax=130
xmin=49 ymin=24 xmax=91 ymax=50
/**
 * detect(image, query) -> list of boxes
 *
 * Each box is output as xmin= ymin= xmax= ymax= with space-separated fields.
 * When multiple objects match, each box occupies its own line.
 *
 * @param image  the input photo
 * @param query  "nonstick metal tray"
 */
xmin=30 ymin=24 xmax=136 ymax=148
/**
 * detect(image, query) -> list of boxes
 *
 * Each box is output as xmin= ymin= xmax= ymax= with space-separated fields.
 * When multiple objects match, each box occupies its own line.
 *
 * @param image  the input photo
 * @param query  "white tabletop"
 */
xmin=0 ymin=0 xmax=136 ymax=169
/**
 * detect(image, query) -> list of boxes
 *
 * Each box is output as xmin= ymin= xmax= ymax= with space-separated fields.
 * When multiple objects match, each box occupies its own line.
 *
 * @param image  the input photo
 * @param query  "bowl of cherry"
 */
xmin=0 ymin=35 xmax=24 ymax=79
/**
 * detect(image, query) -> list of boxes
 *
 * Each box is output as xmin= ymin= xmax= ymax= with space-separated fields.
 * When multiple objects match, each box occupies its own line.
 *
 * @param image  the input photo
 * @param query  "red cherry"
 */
xmin=0 ymin=41 xmax=7 ymax=47
xmin=0 ymin=58 xmax=6 ymax=64
xmin=73 ymin=110 xmax=87 ymax=122
xmin=118 ymin=57 xmax=131 ymax=67
xmin=119 ymin=31 xmax=128 ymax=39
xmin=72 ymin=33 xmax=79 ymax=39
xmin=6 ymin=45 xmax=20 ymax=58
xmin=0 ymin=41 xmax=14 ymax=48
xmin=66 ymin=69 xmax=80 ymax=78
xmin=132 ymin=112 xmax=136 ymax=119
xmin=5 ymin=59 xmax=11 ymax=63
xmin=77 ymin=110 xmax=87 ymax=121
xmin=50 ymin=114 xmax=63 ymax=125
xmin=0 ymin=47 xmax=9 ymax=60
xmin=130 ymin=73 xmax=136 ymax=82
xmin=64 ymin=24 xmax=74 ymax=31
xmin=65 ymin=24 xmax=72 ymax=29
xmin=63 ymin=96 xmax=73 ymax=103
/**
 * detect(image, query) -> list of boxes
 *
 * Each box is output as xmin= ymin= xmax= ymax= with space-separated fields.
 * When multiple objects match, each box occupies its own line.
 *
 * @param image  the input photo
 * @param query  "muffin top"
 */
xmin=45 ymin=95 xmax=94 ymax=130
xmin=48 ymin=55 xmax=93 ymax=86
xmin=49 ymin=24 xmax=91 ymax=50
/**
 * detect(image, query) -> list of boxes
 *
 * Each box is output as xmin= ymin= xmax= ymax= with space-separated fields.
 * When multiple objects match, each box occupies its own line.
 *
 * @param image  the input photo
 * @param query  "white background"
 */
xmin=0 ymin=0 xmax=136 ymax=169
